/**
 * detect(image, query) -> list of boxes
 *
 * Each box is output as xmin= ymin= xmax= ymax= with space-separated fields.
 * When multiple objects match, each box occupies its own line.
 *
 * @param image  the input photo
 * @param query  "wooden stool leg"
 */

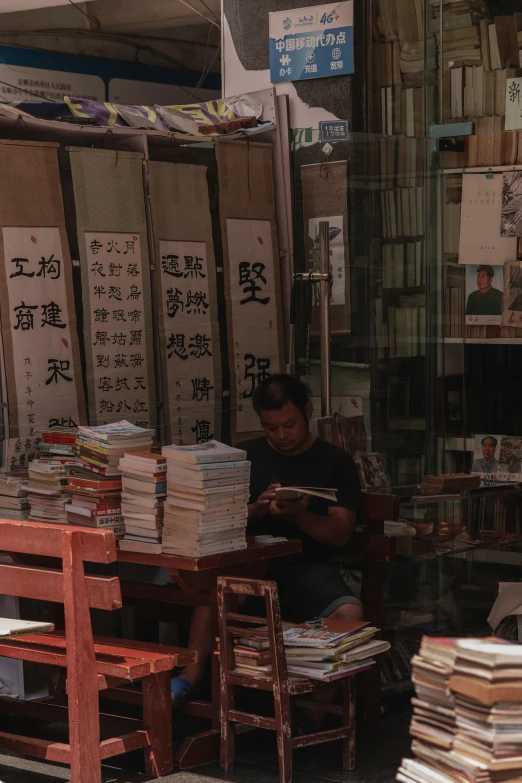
xmin=274 ymin=688 xmax=293 ymax=783
xmin=143 ymin=671 xmax=173 ymax=776
xmin=342 ymin=677 xmax=356 ymax=771
xmin=219 ymin=589 xmax=236 ymax=772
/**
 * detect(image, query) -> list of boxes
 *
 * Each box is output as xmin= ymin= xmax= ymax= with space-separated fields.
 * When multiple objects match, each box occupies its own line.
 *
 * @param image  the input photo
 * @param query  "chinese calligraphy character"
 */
xmin=134 ymin=377 xmax=146 ymax=390
xmin=167 ymin=333 xmax=188 ymax=360
xmin=508 ymin=81 xmax=521 ymax=104
xmin=90 ymin=239 xmax=103 ymax=255
xmin=112 ymin=310 xmax=126 ymax=322
xmin=96 ymin=355 xmax=110 ymax=368
xmin=189 ymin=333 xmax=212 ymax=358
xmin=162 ymin=255 xmax=182 ymax=277
xmin=108 ymin=286 xmax=122 ymax=301
xmin=130 ymin=331 xmax=142 ymax=346
xmin=192 ymin=419 xmax=213 ymax=443
xmin=112 ymin=333 xmax=126 ymax=346
xmin=46 ymin=359 xmax=73 ymax=385
xmin=109 ymin=263 xmax=122 ymax=277
xmin=242 ymin=354 xmax=271 ymax=398
xmin=167 ymin=288 xmax=184 ymax=318
xmin=186 ymin=290 xmax=209 ymax=315
xmin=238 ymin=262 xmax=270 ymax=305
xmin=14 ymin=302 xmax=37 ymax=331
xmin=98 ymin=377 xmax=113 ymax=392
xmin=94 ymin=286 xmax=106 ymax=298
xmin=10 ymin=258 xmax=34 ymax=278
xmin=127 ymin=263 xmax=139 ymax=277
xmin=37 ymin=255 xmax=60 ymax=279
xmin=91 ymin=261 xmax=105 ymax=277
xmin=94 ymin=308 xmax=109 ymax=323
xmin=124 ymin=241 xmax=135 ymax=255
xmin=184 ymin=256 xmax=206 ymax=279
xmin=128 ymin=309 xmax=141 ymax=323
xmin=41 ymin=301 xmax=66 ymax=329
xmin=130 ymin=353 xmax=144 ymax=368
xmin=127 ymin=284 xmax=141 ymax=300
xmin=191 ymin=377 xmax=214 ymax=402
xmin=115 ymin=377 xmax=130 ymax=391
xmin=107 ymin=240 xmax=120 ymax=254
xmin=94 ymin=331 xmax=109 ymax=346
xmin=114 ymin=354 xmax=128 ymax=368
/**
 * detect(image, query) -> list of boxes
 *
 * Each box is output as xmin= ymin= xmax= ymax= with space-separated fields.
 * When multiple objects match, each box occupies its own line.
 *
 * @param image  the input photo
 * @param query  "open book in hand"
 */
xmin=275 ymin=487 xmax=338 ymax=502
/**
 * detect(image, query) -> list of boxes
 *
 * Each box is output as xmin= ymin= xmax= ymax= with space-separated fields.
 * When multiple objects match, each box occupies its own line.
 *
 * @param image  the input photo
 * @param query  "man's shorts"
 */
xmin=262 ymin=559 xmax=363 ymax=624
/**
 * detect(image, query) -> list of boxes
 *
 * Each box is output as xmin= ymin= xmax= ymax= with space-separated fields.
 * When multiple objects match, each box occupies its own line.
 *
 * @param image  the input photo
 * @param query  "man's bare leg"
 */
xmin=172 ymin=605 xmax=212 ymax=703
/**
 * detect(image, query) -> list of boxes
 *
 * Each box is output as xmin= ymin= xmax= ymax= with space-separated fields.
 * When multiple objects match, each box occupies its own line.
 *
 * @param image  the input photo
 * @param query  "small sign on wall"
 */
xmin=269 ymin=1 xmax=354 ymax=84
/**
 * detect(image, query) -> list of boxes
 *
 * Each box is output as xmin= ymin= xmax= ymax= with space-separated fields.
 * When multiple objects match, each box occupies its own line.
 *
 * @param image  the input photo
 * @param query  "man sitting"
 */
xmin=170 ymin=374 xmax=363 ymax=704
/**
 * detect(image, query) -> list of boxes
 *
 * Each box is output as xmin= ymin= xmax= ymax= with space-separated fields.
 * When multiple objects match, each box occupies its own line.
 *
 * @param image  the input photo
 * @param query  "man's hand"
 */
xmin=249 ymin=483 xmax=280 ymax=522
xmin=269 ymin=494 xmax=310 ymax=523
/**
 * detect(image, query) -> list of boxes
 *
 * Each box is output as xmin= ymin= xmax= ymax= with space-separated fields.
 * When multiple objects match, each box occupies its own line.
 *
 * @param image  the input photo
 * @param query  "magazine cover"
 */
xmin=465 ymin=265 xmax=503 ymax=326
xmin=501 ymin=171 xmax=522 ymax=237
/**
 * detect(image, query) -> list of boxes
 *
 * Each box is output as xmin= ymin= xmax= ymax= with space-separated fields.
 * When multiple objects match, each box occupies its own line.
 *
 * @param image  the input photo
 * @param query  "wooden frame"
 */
xmin=0 ymin=519 xmax=195 ymax=783
xmin=217 ymin=576 xmax=356 ymax=783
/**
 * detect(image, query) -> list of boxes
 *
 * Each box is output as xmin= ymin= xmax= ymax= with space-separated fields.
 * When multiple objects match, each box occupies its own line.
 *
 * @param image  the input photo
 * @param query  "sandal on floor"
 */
xmin=171 ymin=675 xmax=195 ymax=707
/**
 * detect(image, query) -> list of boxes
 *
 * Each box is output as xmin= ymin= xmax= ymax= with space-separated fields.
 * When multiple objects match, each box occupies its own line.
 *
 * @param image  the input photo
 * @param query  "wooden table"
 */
xmin=117 ymin=539 xmax=302 ymax=769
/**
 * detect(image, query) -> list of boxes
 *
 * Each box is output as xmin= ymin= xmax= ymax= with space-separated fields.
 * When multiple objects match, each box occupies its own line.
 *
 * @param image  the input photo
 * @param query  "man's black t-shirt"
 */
xmin=238 ymin=436 xmax=361 ymax=562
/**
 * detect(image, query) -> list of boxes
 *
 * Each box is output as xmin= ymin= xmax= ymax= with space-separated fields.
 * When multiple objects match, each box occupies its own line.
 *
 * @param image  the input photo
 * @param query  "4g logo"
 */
xmin=320 ymin=9 xmax=340 ymax=24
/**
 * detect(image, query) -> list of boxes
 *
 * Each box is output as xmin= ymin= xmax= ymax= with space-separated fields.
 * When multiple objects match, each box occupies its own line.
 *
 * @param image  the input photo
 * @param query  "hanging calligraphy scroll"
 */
xmin=148 ymin=161 xmax=221 ymax=446
xmin=0 ymin=141 xmax=86 ymax=464
xmin=216 ymin=141 xmax=284 ymax=442
xmin=301 ymin=161 xmax=351 ymax=334
xmin=68 ymin=148 xmax=156 ymax=429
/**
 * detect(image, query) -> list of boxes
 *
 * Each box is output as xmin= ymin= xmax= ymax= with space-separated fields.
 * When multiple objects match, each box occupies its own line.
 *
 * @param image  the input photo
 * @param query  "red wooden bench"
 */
xmin=0 ymin=519 xmax=196 ymax=783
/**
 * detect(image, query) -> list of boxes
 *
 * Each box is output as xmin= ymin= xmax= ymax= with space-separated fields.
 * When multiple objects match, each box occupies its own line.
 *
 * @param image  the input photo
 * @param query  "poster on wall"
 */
xmin=505 ymin=77 xmax=522 ymax=131
xmin=158 ymin=240 xmax=219 ymax=445
xmin=458 ymin=173 xmax=518 ymax=265
xmin=465 ymin=264 xmax=503 ymax=326
xmin=84 ymin=232 xmax=155 ymax=427
xmin=0 ymin=227 xmax=83 ymax=441
xmin=226 ymin=218 xmax=282 ymax=434
xmin=269 ymin=1 xmax=354 ymax=83
xmin=307 ymin=216 xmax=346 ymax=306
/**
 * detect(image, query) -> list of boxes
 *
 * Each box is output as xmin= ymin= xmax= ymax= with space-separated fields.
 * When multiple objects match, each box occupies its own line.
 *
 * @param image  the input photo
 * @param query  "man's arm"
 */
xmin=270 ymin=498 xmax=356 ymax=548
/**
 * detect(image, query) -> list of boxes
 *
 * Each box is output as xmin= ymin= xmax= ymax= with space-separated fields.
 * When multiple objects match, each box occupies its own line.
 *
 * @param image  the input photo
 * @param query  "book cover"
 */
xmin=465 ymin=264 xmax=504 ymax=326
xmin=162 ymin=440 xmax=247 ymax=465
xmin=459 ymin=172 xmax=518 ymax=266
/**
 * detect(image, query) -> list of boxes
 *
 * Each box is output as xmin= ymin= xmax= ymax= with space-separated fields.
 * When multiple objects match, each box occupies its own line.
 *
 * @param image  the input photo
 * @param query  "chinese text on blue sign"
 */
xmin=269 ymin=2 xmax=354 ymax=84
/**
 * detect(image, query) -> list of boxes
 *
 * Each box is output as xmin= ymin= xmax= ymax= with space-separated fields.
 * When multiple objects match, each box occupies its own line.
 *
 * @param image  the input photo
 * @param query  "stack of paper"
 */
xmin=74 ymin=421 xmax=154 ymax=478
xmin=397 ymin=637 xmax=522 ymax=783
xmin=0 ymin=475 xmax=30 ymax=521
xmin=118 ymin=451 xmax=167 ymax=554
xmin=28 ymin=460 xmax=71 ymax=523
xmin=161 ymin=440 xmax=250 ymax=557
xmin=66 ymin=472 xmax=123 ymax=537
xmin=234 ymin=622 xmax=388 ymax=683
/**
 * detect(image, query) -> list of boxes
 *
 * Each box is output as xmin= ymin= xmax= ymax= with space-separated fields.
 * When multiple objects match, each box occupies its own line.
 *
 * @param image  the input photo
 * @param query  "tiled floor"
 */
xmin=0 ymin=708 xmax=412 ymax=783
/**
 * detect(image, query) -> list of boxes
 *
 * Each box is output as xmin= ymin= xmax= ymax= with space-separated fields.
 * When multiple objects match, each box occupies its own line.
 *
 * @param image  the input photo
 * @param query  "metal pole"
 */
xmin=319 ymin=220 xmax=331 ymax=417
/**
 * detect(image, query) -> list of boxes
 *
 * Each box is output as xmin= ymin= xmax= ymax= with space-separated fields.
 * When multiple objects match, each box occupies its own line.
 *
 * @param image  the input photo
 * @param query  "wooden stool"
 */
xmin=217 ymin=575 xmax=356 ymax=783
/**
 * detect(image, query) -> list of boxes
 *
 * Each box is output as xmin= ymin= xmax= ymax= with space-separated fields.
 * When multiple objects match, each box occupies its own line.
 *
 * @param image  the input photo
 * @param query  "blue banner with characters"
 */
xmin=269 ymin=2 xmax=354 ymax=84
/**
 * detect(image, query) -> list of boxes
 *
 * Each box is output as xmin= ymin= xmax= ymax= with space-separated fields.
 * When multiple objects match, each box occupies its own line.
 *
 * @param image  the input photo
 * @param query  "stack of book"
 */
xmin=397 ymin=637 xmax=522 ymax=783
xmin=234 ymin=622 xmax=388 ymax=682
xmin=28 ymin=460 xmax=71 ymax=523
xmin=35 ymin=428 xmax=76 ymax=461
xmin=409 ymin=637 xmax=457 ymax=753
xmin=161 ymin=440 xmax=250 ymax=557
xmin=74 ymin=420 xmax=154 ymax=478
xmin=0 ymin=475 xmax=29 ymax=521
xmin=118 ymin=451 xmax=167 ymax=554
xmin=66 ymin=471 xmax=123 ymax=537
xmin=422 ymin=474 xmax=481 ymax=493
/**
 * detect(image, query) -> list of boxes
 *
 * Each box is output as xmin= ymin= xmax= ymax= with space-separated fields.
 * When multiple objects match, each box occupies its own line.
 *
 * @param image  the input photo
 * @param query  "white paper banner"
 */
xmin=158 ymin=240 xmax=218 ymax=445
xmin=226 ymin=218 xmax=282 ymax=433
xmin=2 ymin=227 xmax=81 ymax=437
xmin=84 ymin=232 xmax=152 ymax=427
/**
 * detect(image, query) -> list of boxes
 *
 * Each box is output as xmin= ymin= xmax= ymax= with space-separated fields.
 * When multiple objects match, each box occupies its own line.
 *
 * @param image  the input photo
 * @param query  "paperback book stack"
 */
xmin=74 ymin=421 xmax=155 ymax=479
xmin=397 ymin=637 xmax=522 ymax=783
xmin=234 ymin=622 xmax=390 ymax=683
xmin=28 ymin=460 xmax=71 ymax=523
xmin=118 ymin=451 xmax=167 ymax=554
xmin=161 ymin=440 xmax=250 ymax=557
xmin=409 ymin=636 xmax=457 ymax=752
xmin=35 ymin=428 xmax=76 ymax=461
xmin=66 ymin=472 xmax=123 ymax=538
xmin=0 ymin=475 xmax=30 ymax=521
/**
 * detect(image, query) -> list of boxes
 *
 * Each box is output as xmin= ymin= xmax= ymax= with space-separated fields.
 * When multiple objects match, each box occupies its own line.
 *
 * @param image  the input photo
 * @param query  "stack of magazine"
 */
xmin=118 ymin=451 xmax=167 ymax=554
xmin=65 ymin=473 xmax=123 ymax=538
xmin=234 ymin=621 xmax=389 ymax=682
xmin=161 ymin=440 xmax=250 ymax=557
xmin=74 ymin=421 xmax=154 ymax=478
